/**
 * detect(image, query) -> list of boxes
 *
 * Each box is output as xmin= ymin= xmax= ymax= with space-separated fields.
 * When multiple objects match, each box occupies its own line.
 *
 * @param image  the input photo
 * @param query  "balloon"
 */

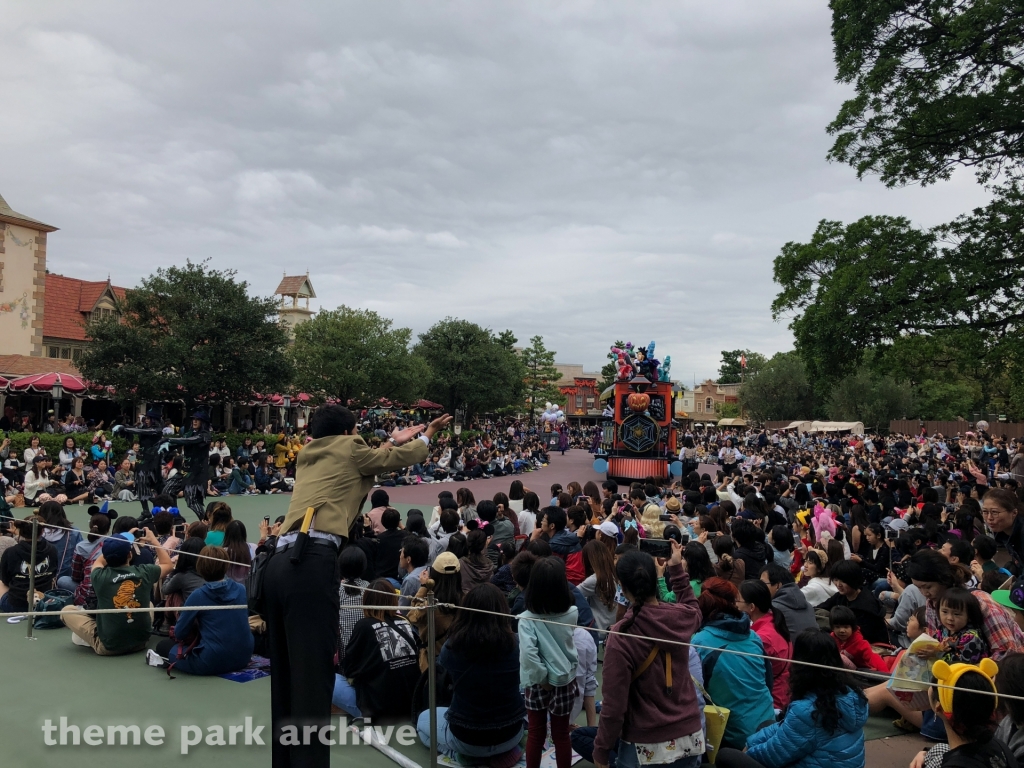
xmin=593 ymin=458 xmax=609 ymax=474
xmin=976 ymin=420 xmax=990 ymax=432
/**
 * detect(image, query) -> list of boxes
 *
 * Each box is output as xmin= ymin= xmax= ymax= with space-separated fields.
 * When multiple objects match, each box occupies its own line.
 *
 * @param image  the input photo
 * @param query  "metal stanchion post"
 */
xmin=426 ymin=595 xmax=438 ymax=768
xmin=27 ymin=517 xmax=38 ymax=640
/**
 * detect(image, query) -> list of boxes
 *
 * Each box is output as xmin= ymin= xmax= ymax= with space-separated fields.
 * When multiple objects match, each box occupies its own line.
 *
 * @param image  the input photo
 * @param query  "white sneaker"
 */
xmin=71 ymin=632 xmax=90 ymax=647
xmin=145 ymin=649 xmax=167 ymax=667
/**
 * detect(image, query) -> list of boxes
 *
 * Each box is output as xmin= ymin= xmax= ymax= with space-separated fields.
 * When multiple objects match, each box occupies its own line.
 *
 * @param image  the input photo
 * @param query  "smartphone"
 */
xmin=264 ymin=516 xmax=271 ymax=525
xmin=659 ymin=514 xmax=675 ymax=522
xmin=885 ymin=529 xmax=898 ymax=540
xmin=639 ymin=539 xmax=672 ymax=558
xmin=753 ymin=482 xmax=762 ymax=491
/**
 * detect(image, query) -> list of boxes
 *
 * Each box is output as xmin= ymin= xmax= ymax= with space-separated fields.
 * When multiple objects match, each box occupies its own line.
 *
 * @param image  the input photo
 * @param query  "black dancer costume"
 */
xmin=115 ymin=408 xmax=165 ymax=517
xmin=163 ymin=410 xmax=212 ymax=520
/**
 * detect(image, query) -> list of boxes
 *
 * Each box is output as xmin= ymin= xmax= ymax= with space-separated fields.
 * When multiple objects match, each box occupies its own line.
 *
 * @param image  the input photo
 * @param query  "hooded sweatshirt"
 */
xmin=593 ymin=564 xmax=703 ymax=766
xmin=0 ymin=538 xmax=58 ymax=610
xmin=692 ymin=613 xmax=776 ymax=749
xmin=518 ymin=606 xmax=579 ymax=688
xmin=459 ymin=555 xmax=495 ymax=594
xmin=170 ymin=579 xmax=254 ymax=676
xmin=745 ymin=688 xmax=868 ymax=768
xmin=771 ymin=582 xmax=818 ymax=636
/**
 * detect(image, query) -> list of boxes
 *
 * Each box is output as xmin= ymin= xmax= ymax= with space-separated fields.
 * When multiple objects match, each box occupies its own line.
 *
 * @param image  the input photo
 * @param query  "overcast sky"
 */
xmin=1 ymin=2 xmax=989 ymax=382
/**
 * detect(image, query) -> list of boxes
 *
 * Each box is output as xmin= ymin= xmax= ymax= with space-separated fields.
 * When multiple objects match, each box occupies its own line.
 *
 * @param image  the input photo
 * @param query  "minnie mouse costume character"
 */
xmin=163 ymin=410 xmax=212 ymax=520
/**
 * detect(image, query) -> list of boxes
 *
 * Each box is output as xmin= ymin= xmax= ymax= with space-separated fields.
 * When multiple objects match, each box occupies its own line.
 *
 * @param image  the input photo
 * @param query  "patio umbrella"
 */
xmin=8 ymin=372 xmax=89 ymax=394
xmin=412 ymin=399 xmax=443 ymax=410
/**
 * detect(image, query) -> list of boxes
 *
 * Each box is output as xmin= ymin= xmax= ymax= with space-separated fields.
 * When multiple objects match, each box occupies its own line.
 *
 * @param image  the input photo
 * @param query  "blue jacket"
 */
xmin=746 ymin=689 xmax=868 ymax=768
xmin=171 ymin=579 xmax=253 ymax=676
xmin=693 ymin=614 xmax=775 ymax=749
xmin=549 ymin=528 xmax=582 ymax=557
xmin=518 ymin=606 xmax=579 ymax=688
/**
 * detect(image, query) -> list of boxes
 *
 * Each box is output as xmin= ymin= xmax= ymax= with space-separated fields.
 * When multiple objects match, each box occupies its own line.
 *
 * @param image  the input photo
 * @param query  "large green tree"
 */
xmin=829 ymin=0 xmax=1024 ymax=187
xmin=826 ymin=369 xmax=916 ymax=432
xmin=413 ymin=319 xmax=525 ymax=419
xmin=738 ymin=352 xmax=818 ymax=423
xmin=78 ymin=261 xmax=292 ymax=409
xmin=520 ymin=335 xmax=563 ymax=422
xmin=289 ymin=306 xmax=427 ymax=404
xmin=717 ymin=350 xmax=767 ymax=384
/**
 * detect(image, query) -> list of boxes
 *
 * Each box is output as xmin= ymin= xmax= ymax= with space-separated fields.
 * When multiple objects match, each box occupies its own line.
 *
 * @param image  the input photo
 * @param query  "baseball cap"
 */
xmin=102 ymin=534 xmax=133 ymax=567
xmin=993 ymin=576 xmax=1024 ymax=612
xmin=597 ymin=520 xmax=620 ymax=538
xmin=432 ymin=552 xmax=461 ymax=574
xmin=886 ymin=518 xmax=909 ymax=534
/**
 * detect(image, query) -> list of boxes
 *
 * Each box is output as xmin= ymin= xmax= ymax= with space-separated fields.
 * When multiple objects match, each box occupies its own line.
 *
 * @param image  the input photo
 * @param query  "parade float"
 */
xmin=594 ymin=341 xmax=681 ymax=482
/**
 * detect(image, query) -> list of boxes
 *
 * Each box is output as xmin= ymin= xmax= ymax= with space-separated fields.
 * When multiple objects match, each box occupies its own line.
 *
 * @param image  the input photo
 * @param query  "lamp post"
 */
xmin=51 ymin=380 xmax=64 ymax=424
xmin=282 ymin=395 xmax=291 ymax=429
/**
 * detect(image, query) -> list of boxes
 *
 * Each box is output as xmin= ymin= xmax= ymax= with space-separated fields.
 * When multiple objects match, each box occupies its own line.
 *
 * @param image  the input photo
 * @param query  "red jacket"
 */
xmin=753 ymin=613 xmax=791 ymax=709
xmin=832 ymin=628 xmax=889 ymax=673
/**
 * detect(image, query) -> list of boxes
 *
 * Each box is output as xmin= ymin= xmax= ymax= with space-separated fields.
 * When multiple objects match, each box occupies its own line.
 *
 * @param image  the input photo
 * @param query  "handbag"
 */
xmin=691 ymin=676 xmax=730 ymax=764
xmin=33 ymin=589 xmax=75 ymax=629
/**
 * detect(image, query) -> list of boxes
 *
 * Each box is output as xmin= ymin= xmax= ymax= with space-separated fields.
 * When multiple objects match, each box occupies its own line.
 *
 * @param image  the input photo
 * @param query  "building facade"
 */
xmin=692 ymin=379 xmax=742 ymax=416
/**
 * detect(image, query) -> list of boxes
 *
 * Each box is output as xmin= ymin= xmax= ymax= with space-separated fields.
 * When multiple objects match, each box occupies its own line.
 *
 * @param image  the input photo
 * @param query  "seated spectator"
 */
xmin=716 ymin=629 xmax=868 ymax=768
xmin=333 ymin=578 xmax=421 ymax=720
xmin=738 ymin=579 xmax=792 ymax=710
xmin=222 ymin=520 xmax=254 ymax=583
xmin=815 ymin=561 xmax=888 ymax=644
xmin=60 ymin=513 xmax=110 ymax=603
xmin=85 ymin=459 xmax=115 ymax=501
xmin=371 ymin=508 xmax=407 ymax=583
xmin=759 ymin=562 xmax=818 ymax=636
xmin=829 ymin=606 xmax=889 ymax=673
xmin=416 ymin=583 xmax=525 ymax=765
xmin=112 ymin=458 xmax=137 ymax=501
xmin=578 ymin=539 xmax=619 ymax=631
xmin=398 ymin=535 xmax=431 ymax=607
xmin=60 ymin=527 xmax=173 ymax=655
xmin=490 ymin=542 xmax=518 ymax=597
xmin=204 ymin=502 xmax=233 ymax=547
xmin=692 ymin=577 xmax=776 ymax=750
xmin=38 ymin=500 xmax=83 ymax=583
xmin=459 ymin=528 xmax=495 ymax=594
xmin=338 ymin=548 xmax=369 ymax=666
xmin=406 ymin=552 xmax=463 ymax=670
xmin=0 ymin=516 xmax=58 ymax=612
xmin=161 ymin=537 xmax=207 ymax=607
xmin=227 ymin=457 xmax=256 ymax=495
xmin=63 ymin=456 xmax=91 ymax=504
xmin=149 ymin=545 xmax=253 ymax=675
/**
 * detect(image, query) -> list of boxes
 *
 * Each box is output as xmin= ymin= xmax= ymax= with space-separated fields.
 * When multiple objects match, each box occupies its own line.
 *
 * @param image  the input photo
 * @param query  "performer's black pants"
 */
xmin=265 ymin=542 xmax=340 ymax=768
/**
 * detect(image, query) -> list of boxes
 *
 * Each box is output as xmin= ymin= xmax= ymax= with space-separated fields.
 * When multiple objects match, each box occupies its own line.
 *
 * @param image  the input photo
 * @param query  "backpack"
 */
xmin=247 ymin=545 xmax=277 ymax=619
xmin=564 ymin=551 xmax=586 ymax=585
xmin=33 ymin=589 xmax=74 ymax=629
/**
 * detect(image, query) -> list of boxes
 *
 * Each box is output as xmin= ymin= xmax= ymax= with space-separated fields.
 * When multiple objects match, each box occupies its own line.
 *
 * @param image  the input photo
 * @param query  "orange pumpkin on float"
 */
xmin=627 ymin=392 xmax=650 ymax=413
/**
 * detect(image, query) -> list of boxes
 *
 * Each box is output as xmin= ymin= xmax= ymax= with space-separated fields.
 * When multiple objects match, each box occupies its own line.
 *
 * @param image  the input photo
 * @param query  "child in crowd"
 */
xmin=934 ymin=587 xmax=990 ymax=664
xmin=830 ymin=606 xmax=889 ymax=673
xmin=518 ymin=557 xmax=579 ymax=768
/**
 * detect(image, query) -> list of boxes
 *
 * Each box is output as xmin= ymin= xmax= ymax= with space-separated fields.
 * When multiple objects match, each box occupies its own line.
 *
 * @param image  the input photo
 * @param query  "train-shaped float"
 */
xmin=594 ymin=341 xmax=682 ymax=482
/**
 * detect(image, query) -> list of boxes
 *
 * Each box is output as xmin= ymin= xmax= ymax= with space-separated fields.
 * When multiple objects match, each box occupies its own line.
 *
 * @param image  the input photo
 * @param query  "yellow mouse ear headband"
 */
xmin=932 ymin=659 xmax=999 ymax=719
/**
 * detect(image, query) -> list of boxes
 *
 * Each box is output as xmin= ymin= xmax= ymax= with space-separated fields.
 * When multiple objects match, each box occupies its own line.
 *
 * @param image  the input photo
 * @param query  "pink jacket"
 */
xmin=752 ymin=613 xmax=791 ymax=709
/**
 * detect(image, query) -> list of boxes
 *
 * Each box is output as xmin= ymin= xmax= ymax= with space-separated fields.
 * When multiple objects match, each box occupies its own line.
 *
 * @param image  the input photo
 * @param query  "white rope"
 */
xmin=1 ymin=602 xmax=409 ymax=619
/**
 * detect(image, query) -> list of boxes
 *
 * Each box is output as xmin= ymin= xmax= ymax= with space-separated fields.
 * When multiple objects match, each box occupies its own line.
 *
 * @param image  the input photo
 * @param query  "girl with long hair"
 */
xmin=221 ymin=520 xmax=253 ymax=583
xmin=716 ymin=629 xmax=868 ymax=768
xmin=578 ymin=540 xmax=617 ymax=630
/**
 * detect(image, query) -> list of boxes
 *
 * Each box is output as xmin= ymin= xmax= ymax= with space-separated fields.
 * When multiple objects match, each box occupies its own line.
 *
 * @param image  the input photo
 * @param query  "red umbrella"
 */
xmin=9 ymin=372 xmax=89 ymax=394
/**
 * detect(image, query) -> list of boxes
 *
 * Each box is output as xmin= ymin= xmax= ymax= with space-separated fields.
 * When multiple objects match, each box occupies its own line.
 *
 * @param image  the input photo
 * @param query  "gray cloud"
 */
xmin=0 ymin=1 xmax=990 ymax=380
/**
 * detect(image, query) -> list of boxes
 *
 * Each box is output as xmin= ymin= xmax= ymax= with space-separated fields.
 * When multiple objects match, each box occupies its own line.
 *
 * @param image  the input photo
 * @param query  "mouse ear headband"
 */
xmin=932 ymin=658 xmax=998 ymax=719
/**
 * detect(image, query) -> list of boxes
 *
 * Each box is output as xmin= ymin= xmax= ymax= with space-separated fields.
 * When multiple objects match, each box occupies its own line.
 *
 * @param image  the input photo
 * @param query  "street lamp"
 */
xmin=51 ymin=380 xmax=64 ymax=423
xmin=282 ymin=395 xmax=291 ymax=429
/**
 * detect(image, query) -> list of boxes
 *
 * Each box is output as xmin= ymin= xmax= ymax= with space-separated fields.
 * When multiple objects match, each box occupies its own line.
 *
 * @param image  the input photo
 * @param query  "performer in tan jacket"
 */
xmin=265 ymin=404 xmax=451 ymax=768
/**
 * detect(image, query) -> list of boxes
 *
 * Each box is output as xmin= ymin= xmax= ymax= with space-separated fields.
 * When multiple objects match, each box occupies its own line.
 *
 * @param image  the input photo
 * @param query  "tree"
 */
xmin=520 ymin=336 xmax=563 ymax=422
xmin=738 ymin=352 xmax=818 ymax=423
xmin=714 ymin=402 xmax=741 ymax=419
xmin=826 ymin=370 xmax=916 ymax=432
xmin=289 ymin=306 xmax=427 ymax=405
xmin=828 ymin=0 xmax=1024 ymax=187
xmin=413 ymin=318 xmax=526 ymax=420
xmin=598 ymin=340 xmax=627 ymax=393
xmin=78 ymin=261 xmax=292 ymax=409
xmin=718 ymin=350 xmax=767 ymax=384
xmin=772 ymin=193 xmax=1024 ymax=387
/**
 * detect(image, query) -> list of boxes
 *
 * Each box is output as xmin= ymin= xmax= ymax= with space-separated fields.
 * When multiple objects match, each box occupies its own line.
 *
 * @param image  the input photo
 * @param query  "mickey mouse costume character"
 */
xmin=163 ymin=411 xmax=212 ymax=520
xmin=116 ymin=408 xmax=165 ymax=516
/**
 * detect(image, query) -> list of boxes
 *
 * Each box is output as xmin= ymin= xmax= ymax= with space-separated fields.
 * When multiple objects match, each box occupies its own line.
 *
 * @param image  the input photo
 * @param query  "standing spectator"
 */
xmin=738 ymin=579 xmax=792 ymax=710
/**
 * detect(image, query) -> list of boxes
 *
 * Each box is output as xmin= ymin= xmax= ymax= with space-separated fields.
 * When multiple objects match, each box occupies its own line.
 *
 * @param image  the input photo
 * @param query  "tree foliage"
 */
xmin=413 ymin=318 xmax=525 ymax=419
xmin=739 ymin=352 xmax=818 ymax=423
xmin=826 ymin=369 xmax=916 ymax=432
xmin=78 ymin=261 xmax=292 ymax=409
xmin=829 ymin=0 xmax=1024 ymax=187
xmin=289 ymin=306 xmax=426 ymax=405
xmin=520 ymin=335 xmax=563 ymax=421
xmin=718 ymin=350 xmax=768 ymax=384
